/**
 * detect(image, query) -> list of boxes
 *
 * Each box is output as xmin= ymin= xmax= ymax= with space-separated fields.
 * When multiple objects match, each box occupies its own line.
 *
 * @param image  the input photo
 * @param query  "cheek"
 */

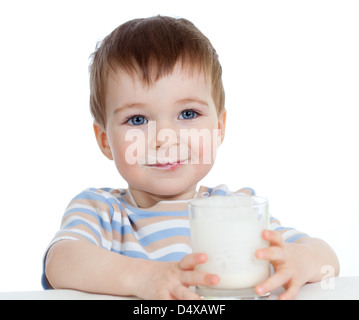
xmin=187 ymin=128 xmax=218 ymax=165
xmin=111 ymin=140 xmax=144 ymax=184
xmin=110 ymin=128 xmax=147 ymax=166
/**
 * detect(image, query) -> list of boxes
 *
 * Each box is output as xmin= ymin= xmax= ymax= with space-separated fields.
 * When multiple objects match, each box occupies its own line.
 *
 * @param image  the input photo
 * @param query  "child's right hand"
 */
xmin=133 ymin=253 xmax=220 ymax=300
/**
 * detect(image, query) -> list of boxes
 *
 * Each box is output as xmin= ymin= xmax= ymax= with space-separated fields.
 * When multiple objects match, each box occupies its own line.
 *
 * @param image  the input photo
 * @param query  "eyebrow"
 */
xmin=113 ymin=103 xmax=147 ymax=114
xmin=176 ymin=98 xmax=209 ymax=107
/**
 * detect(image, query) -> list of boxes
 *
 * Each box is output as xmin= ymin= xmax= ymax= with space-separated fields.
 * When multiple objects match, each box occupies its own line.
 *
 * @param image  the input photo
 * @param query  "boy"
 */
xmin=42 ymin=16 xmax=339 ymax=300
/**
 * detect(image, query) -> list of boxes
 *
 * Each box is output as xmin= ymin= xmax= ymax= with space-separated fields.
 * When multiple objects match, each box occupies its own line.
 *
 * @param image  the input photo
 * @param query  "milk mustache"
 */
xmin=189 ymin=195 xmax=270 ymax=290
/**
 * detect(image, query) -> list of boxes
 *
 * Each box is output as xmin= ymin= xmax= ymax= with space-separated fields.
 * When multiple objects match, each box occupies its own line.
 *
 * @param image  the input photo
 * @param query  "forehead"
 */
xmin=109 ymin=59 xmax=209 ymax=87
xmin=106 ymin=62 xmax=212 ymax=106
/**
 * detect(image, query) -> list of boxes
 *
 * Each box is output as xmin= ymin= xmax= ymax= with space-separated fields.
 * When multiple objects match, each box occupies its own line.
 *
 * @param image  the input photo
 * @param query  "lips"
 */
xmin=145 ymin=159 xmax=188 ymax=170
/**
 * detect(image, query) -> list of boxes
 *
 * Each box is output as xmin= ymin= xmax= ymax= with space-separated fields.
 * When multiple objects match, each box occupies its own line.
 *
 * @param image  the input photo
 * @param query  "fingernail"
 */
xmin=263 ymin=230 xmax=271 ymax=239
xmin=199 ymin=254 xmax=207 ymax=263
xmin=256 ymin=250 xmax=265 ymax=259
xmin=210 ymin=275 xmax=220 ymax=285
xmin=256 ymin=285 xmax=266 ymax=295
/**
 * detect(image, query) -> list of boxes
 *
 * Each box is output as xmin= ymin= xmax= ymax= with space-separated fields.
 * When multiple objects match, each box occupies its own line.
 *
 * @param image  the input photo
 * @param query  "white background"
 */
xmin=0 ymin=0 xmax=358 ymax=292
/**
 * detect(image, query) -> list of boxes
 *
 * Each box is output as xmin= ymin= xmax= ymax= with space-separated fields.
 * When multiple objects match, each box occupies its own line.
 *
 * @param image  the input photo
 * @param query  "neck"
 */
xmin=127 ymin=185 xmax=197 ymax=208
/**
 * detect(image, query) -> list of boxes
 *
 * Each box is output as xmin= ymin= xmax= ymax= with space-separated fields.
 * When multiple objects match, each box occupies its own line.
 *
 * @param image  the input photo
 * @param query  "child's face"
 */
xmin=95 ymin=63 xmax=226 ymax=198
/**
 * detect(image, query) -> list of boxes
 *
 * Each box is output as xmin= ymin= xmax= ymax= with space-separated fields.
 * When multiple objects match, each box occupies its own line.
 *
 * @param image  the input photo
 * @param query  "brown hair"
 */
xmin=89 ymin=16 xmax=225 ymax=129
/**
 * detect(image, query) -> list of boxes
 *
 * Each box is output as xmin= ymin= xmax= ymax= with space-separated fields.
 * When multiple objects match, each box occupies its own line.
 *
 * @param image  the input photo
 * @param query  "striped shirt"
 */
xmin=41 ymin=185 xmax=307 ymax=289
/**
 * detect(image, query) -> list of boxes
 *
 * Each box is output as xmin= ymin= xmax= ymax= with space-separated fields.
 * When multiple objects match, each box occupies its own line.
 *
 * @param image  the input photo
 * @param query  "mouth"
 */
xmin=145 ymin=159 xmax=188 ymax=170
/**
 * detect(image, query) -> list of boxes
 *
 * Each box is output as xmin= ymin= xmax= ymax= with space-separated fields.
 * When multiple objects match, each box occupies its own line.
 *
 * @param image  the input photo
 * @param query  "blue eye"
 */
xmin=179 ymin=110 xmax=198 ymax=120
xmin=127 ymin=115 xmax=147 ymax=126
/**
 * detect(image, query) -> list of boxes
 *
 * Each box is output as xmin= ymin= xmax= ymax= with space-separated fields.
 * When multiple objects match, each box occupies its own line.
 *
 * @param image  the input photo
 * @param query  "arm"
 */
xmin=45 ymin=240 xmax=219 ymax=299
xmin=292 ymin=236 xmax=340 ymax=282
xmin=255 ymin=230 xmax=339 ymax=300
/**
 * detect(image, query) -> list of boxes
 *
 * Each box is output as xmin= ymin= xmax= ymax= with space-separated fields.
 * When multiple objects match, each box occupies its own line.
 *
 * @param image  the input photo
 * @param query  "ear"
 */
xmin=93 ymin=122 xmax=113 ymax=160
xmin=217 ymin=109 xmax=227 ymax=144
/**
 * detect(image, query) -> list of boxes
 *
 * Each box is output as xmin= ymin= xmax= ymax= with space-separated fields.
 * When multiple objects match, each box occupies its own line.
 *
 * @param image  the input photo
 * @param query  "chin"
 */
xmin=148 ymin=170 xmax=212 ymax=197
xmin=124 ymin=163 xmax=213 ymax=198
xmin=150 ymin=181 xmax=192 ymax=197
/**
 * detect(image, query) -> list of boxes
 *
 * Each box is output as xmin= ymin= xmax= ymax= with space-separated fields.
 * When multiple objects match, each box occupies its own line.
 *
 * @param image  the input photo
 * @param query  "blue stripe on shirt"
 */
xmin=63 ymin=219 xmax=103 ymax=246
xmin=111 ymin=222 xmax=136 ymax=236
xmin=211 ymin=189 xmax=227 ymax=196
xmin=64 ymin=208 xmax=112 ymax=232
xmin=285 ymin=233 xmax=308 ymax=243
xmin=273 ymin=227 xmax=294 ymax=231
xmin=74 ymin=189 xmax=114 ymax=219
xmin=116 ymin=250 xmax=187 ymax=262
xmin=117 ymin=199 xmax=188 ymax=222
xmin=56 ymin=230 xmax=99 ymax=246
xmin=138 ymin=228 xmax=190 ymax=247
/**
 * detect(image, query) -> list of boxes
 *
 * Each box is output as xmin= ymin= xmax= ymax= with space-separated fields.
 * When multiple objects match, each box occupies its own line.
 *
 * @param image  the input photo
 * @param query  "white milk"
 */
xmin=189 ymin=196 xmax=269 ymax=290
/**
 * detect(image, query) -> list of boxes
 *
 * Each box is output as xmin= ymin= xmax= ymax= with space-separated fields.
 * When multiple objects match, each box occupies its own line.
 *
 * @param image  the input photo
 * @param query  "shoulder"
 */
xmin=66 ymin=187 xmax=125 ymax=219
xmin=72 ymin=187 xmax=124 ymax=202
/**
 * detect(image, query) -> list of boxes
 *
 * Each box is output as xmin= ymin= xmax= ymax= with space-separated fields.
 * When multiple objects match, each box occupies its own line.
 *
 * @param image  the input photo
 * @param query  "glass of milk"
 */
xmin=189 ymin=195 xmax=270 ymax=299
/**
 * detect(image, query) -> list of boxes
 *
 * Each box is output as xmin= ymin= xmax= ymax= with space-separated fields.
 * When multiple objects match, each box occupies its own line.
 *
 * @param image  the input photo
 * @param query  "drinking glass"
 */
xmin=189 ymin=195 xmax=270 ymax=299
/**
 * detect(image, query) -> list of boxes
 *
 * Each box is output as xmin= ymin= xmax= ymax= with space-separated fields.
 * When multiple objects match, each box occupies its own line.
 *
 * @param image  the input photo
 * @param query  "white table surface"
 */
xmin=0 ymin=277 xmax=358 ymax=300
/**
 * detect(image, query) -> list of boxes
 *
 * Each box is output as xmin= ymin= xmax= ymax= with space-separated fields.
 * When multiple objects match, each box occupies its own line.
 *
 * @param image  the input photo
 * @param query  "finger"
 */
xmin=179 ymin=253 xmax=208 ymax=270
xmin=256 ymin=246 xmax=286 ymax=263
xmin=262 ymin=230 xmax=284 ymax=247
xmin=279 ymin=283 xmax=301 ymax=300
xmin=180 ymin=270 xmax=220 ymax=287
xmin=256 ymin=269 xmax=292 ymax=296
xmin=172 ymin=286 xmax=202 ymax=300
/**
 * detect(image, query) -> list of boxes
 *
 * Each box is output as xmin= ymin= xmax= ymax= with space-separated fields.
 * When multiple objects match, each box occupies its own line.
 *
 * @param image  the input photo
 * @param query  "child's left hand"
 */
xmin=255 ymin=230 xmax=312 ymax=300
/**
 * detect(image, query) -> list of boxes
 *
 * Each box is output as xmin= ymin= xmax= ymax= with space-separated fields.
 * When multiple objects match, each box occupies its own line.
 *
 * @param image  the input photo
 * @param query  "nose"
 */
xmin=147 ymin=120 xmax=180 ymax=149
xmin=156 ymin=127 xmax=179 ymax=149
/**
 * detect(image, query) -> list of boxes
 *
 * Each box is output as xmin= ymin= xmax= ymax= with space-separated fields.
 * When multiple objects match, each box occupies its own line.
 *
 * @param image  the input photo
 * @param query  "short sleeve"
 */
xmin=48 ymin=188 xmax=114 ymax=250
xmin=41 ymin=188 xmax=115 ymax=289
